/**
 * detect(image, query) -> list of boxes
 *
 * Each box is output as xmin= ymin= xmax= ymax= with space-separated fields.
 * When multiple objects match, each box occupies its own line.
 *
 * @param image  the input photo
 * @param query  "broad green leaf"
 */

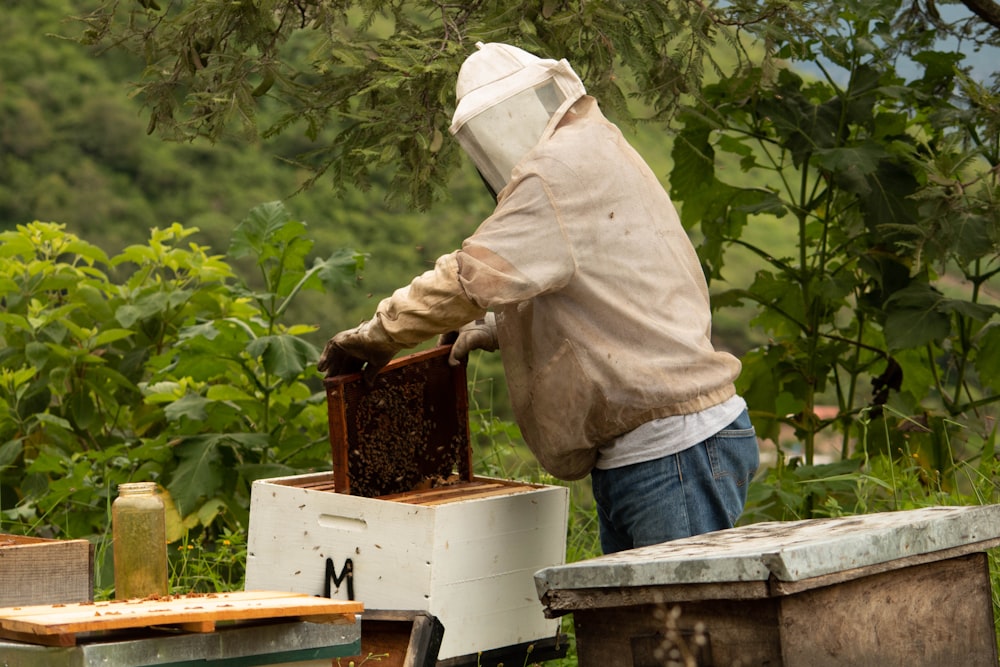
xmin=975 ymin=324 xmax=1000 ymax=393
xmin=113 ymin=244 xmax=157 ymax=267
xmin=179 ymin=321 xmax=222 ymax=342
xmin=936 ymin=298 xmax=999 ymax=322
xmin=168 ymin=435 xmax=224 ymax=514
xmin=195 ymin=497 xmax=228 ymax=527
xmin=861 ymin=159 xmax=921 ymax=232
xmin=882 ymin=282 xmax=955 ymax=349
xmin=239 ymin=462 xmax=298 ymax=484
xmin=314 ymin=250 xmax=366 ymax=292
xmin=206 ymin=385 xmax=256 ymax=402
xmin=94 ymin=328 xmax=135 ymax=346
xmin=0 ymin=439 xmax=23 ymax=470
xmin=170 ymin=353 xmax=240 ymax=382
xmin=0 ymin=277 xmax=20 ymax=295
xmin=161 ymin=487 xmax=200 ymax=543
xmin=25 ymin=341 xmax=50 ymax=368
xmin=670 ymin=117 xmax=715 ymax=206
xmin=164 ymin=393 xmax=209 ymax=422
xmin=246 ymin=334 xmax=318 ymax=381
xmin=813 ymin=142 xmax=888 ymax=195
xmin=115 ymin=291 xmax=170 ymax=327
xmin=0 ymin=312 xmax=31 ymax=331
xmin=228 ymin=201 xmax=289 ymax=260
xmin=285 ymin=323 xmax=318 ymax=336
xmin=883 ymin=308 xmax=951 ymax=350
xmin=26 ymin=446 xmax=69 ymax=474
xmin=67 ymin=392 xmax=99 ymax=431
xmin=62 ymin=238 xmax=111 ymax=266
xmin=141 ymin=381 xmax=186 ymax=401
xmin=75 ymin=284 xmax=115 ymax=321
xmin=34 ymin=412 xmax=72 ymax=430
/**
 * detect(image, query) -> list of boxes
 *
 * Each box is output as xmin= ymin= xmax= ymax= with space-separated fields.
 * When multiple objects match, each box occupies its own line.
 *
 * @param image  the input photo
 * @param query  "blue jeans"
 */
xmin=590 ymin=410 xmax=759 ymax=554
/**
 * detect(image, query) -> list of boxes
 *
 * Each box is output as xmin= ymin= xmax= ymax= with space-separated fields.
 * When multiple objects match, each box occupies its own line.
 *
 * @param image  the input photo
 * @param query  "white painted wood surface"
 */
xmin=245 ymin=472 xmax=569 ymax=661
xmin=535 ymin=504 xmax=1000 ymax=597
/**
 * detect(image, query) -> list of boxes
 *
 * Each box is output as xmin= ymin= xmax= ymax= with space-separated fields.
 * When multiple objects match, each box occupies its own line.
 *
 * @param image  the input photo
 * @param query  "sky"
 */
xmin=792 ymin=3 xmax=998 ymax=87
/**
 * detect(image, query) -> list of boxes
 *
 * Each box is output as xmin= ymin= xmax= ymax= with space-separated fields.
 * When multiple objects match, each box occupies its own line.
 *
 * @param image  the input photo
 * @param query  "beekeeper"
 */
xmin=318 ymin=42 xmax=759 ymax=554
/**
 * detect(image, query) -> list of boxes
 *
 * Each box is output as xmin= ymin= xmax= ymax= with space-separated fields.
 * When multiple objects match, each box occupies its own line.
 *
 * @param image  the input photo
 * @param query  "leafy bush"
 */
xmin=0 ymin=202 xmax=363 ymax=588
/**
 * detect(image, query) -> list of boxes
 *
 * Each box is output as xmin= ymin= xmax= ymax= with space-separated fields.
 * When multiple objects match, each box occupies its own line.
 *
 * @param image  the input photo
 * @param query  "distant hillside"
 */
xmin=0 ymin=1 xmax=497 ymax=337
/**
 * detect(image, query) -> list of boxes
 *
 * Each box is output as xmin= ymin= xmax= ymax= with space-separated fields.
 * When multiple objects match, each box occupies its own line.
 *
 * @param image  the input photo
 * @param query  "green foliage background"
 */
xmin=3 ymin=2 xmax=1000 ymax=659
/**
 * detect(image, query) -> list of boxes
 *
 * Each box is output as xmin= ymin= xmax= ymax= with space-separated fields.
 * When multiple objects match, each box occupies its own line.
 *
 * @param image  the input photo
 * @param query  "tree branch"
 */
xmin=958 ymin=0 xmax=1000 ymax=30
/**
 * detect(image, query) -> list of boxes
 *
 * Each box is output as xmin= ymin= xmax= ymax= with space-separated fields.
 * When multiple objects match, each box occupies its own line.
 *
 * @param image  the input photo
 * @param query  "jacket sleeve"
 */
xmin=457 ymin=171 xmax=576 ymax=307
xmin=375 ymin=251 xmax=486 ymax=348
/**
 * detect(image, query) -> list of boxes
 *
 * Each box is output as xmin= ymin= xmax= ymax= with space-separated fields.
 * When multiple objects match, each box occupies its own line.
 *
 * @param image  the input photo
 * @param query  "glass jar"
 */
xmin=112 ymin=481 xmax=168 ymax=599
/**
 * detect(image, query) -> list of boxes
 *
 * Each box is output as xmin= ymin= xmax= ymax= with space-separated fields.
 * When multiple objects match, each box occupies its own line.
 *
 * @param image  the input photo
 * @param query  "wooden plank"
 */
xmin=768 ymin=537 xmax=1000 ymax=596
xmin=535 ymin=505 xmax=1000 ymax=598
xmin=407 ymin=486 xmax=520 ymax=506
xmin=571 ymin=598 xmax=783 ymax=667
xmin=778 ymin=553 xmax=998 ymax=666
xmin=0 ymin=591 xmax=363 ymax=646
xmin=0 ymin=627 xmax=77 ymax=647
xmin=380 ymin=480 xmax=524 ymax=505
xmin=173 ymin=620 xmax=215 ymax=633
xmin=335 ymin=610 xmax=444 ymax=667
xmin=540 ymin=580 xmax=772 ymax=615
xmin=0 ymin=535 xmax=93 ymax=606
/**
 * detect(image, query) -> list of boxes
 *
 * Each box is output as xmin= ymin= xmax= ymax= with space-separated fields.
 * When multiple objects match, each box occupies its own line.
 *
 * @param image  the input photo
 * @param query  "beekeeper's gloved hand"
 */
xmin=318 ymin=317 xmax=403 ymax=386
xmin=438 ymin=312 xmax=498 ymax=367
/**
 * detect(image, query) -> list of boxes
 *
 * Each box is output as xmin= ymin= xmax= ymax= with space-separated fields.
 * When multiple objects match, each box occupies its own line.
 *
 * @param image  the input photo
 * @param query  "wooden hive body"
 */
xmin=245 ymin=472 xmax=568 ymax=661
xmin=247 ymin=347 xmax=569 ymax=661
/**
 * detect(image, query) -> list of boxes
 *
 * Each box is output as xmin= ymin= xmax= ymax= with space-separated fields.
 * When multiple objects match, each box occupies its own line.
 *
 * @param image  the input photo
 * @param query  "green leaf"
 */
xmin=881 ymin=282 xmax=974 ymax=350
xmin=195 ymin=497 xmax=228 ymax=527
xmin=246 ymin=334 xmax=318 ymax=381
xmin=0 ymin=312 xmax=31 ymax=331
xmin=936 ymin=298 xmax=999 ymax=322
xmin=206 ymin=385 xmax=256 ymax=402
xmin=34 ymin=412 xmax=72 ymax=431
xmin=883 ymin=307 xmax=950 ymax=350
xmin=164 ymin=393 xmax=209 ymax=422
xmin=67 ymin=392 xmax=99 ymax=431
xmin=975 ymin=324 xmax=1000 ymax=393
xmin=0 ymin=439 xmax=23 ymax=470
xmin=813 ymin=142 xmax=889 ymax=195
xmin=115 ymin=292 xmax=170 ymax=327
xmin=168 ymin=435 xmax=225 ymax=514
xmin=314 ymin=250 xmax=366 ymax=291
xmin=670 ymin=116 xmax=715 ymax=205
xmin=93 ymin=328 xmax=135 ymax=346
xmin=25 ymin=341 xmax=50 ymax=368
xmin=179 ymin=321 xmax=222 ymax=342
xmin=27 ymin=447 xmax=68 ymax=474
xmin=228 ymin=200 xmax=290 ymax=260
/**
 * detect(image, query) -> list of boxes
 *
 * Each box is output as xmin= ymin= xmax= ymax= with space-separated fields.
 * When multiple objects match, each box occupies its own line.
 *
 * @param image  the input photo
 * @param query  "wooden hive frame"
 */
xmin=322 ymin=345 xmax=473 ymax=497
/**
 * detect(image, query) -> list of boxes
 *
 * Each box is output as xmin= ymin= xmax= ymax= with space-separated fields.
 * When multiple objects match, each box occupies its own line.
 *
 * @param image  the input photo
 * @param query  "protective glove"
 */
xmin=438 ymin=312 xmax=499 ymax=367
xmin=318 ymin=317 xmax=403 ymax=386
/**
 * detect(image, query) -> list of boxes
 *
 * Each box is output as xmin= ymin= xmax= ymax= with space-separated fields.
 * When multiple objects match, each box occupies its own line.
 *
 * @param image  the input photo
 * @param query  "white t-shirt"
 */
xmin=594 ymin=394 xmax=748 ymax=470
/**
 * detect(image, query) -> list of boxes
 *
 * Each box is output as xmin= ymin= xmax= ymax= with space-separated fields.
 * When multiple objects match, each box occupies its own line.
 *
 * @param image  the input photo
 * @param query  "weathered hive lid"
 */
xmin=534 ymin=504 xmax=1000 ymax=595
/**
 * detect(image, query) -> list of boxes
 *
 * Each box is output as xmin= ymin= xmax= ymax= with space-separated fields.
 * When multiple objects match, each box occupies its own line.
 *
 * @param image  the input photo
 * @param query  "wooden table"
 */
xmin=534 ymin=505 xmax=1000 ymax=667
xmin=0 ymin=591 xmax=363 ymax=666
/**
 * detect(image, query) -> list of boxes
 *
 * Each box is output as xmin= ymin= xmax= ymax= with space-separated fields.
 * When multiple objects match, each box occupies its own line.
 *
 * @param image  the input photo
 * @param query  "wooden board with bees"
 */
xmin=323 ymin=345 xmax=473 ymax=498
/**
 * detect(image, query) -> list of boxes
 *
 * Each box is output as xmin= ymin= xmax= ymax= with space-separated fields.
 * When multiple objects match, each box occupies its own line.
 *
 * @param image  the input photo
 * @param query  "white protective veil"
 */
xmin=449 ymin=42 xmax=587 ymax=196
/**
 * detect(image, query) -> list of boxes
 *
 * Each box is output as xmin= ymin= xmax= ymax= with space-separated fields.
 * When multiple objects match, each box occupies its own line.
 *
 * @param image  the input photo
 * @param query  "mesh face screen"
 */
xmin=324 ymin=346 xmax=471 ymax=497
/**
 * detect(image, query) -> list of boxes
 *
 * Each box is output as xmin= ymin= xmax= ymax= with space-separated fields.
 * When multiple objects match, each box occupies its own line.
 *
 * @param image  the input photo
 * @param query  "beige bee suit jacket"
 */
xmin=374 ymin=96 xmax=741 ymax=480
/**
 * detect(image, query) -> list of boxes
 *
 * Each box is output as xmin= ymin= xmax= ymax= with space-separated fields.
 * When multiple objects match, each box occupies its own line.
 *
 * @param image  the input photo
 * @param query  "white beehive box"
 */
xmin=245 ymin=471 xmax=568 ymax=661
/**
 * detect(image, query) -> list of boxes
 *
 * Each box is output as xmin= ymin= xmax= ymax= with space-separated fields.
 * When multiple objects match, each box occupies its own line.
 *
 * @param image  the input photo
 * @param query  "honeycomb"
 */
xmin=324 ymin=346 xmax=472 ymax=497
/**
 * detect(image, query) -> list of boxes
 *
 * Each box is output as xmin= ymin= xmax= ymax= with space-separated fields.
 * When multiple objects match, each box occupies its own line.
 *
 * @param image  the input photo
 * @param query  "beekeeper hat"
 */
xmin=449 ymin=42 xmax=586 ymax=195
